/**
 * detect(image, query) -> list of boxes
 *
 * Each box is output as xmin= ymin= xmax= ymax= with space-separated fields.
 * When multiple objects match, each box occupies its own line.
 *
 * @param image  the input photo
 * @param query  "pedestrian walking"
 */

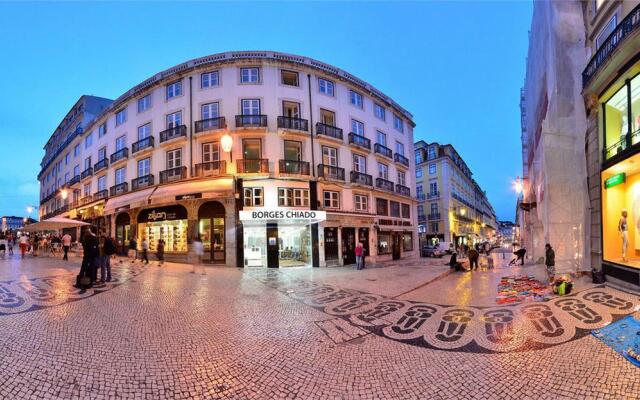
xmin=7 ymin=233 xmax=13 ymax=256
xmin=19 ymin=234 xmax=28 ymax=258
xmin=191 ymin=236 xmax=206 ymax=275
xmin=62 ymin=232 xmax=72 ymax=261
xmin=156 ymin=238 xmax=165 ymax=266
xmin=545 ymin=243 xmax=556 ymax=284
xmin=141 ymin=237 xmax=149 ymax=264
xmin=468 ymin=248 xmax=480 ymax=271
xmin=355 ymin=242 xmax=364 ymax=270
xmin=128 ymin=237 xmax=137 ymax=263
xmin=102 ymin=234 xmax=115 ymax=282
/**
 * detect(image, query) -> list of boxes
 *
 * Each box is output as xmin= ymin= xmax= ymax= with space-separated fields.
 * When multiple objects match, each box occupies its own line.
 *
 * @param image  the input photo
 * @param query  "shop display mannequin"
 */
xmin=619 ymin=210 xmax=629 ymax=262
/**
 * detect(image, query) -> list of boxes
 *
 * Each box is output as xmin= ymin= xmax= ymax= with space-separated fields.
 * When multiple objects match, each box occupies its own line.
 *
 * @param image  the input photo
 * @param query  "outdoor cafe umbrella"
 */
xmin=22 ymin=216 xmax=90 ymax=232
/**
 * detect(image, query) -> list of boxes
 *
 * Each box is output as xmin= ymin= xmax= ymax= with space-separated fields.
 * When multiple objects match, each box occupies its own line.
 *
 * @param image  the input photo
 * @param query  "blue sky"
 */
xmin=0 ymin=1 xmax=532 ymax=221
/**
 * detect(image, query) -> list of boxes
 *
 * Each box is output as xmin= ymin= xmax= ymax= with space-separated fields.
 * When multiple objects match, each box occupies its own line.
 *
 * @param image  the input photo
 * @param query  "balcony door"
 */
xmin=166 ymin=111 xmax=182 ymax=129
xmin=353 ymin=154 xmax=366 ymax=173
xmin=202 ymin=142 xmax=221 ymax=175
xmin=137 ymin=158 xmax=150 ymax=178
xmin=284 ymin=140 xmax=302 ymax=161
xmin=376 ymin=130 xmax=387 ymax=146
xmin=98 ymin=147 xmax=107 ymax=161
xmin=322 ymin=146 xmax=338 ymax=167
xmin=283 ymin=101 xmax=300 ymax=118
xmin=320 ymin=109 xmax=335 ymax=126
xmin=115 ymin=135 xmax=126 ymax=151
xmin=138 ymin=123 xmax=151 ymax=140
xmin=241 ymin=99 xmax=260 ymax=116
xmin=167 ymin=149 xmax=182 ymax=169
xmin=242 ymin=139 xmax=261 ymax=160
xmin=201 ymin=102 xmax=219 ymax=120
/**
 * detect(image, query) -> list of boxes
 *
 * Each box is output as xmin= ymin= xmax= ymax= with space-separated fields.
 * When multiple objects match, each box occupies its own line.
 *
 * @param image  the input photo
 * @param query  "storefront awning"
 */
xmin=149 ymin=178 xmax=233 ymax=202
xmin=104 ymin=187 xmax=155 ymax=214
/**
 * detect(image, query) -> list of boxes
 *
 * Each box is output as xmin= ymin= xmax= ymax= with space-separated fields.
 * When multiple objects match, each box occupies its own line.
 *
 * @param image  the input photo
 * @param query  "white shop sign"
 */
xmin=240 ymin=209 xmax=326 ymax=223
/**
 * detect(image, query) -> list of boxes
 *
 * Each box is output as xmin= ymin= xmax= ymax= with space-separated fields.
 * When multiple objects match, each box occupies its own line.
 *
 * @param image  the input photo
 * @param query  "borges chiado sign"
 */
xmin=239 ymin=209 xmax=326 ymax=222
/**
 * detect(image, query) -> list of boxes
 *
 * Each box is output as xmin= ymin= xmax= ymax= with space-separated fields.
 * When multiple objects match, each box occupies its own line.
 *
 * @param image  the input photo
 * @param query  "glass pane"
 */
xmin=604 ymin=84 xmax=629 ymax=158
xmin=632 ymin=75 xmax=640 ymax=137
xmin=243 ymin=140 xmax=261 ymax=159
xmin=199 ymin=218 xmax=212 ymax=251
xmin=284 ymin=141 xmax=301 ymax=160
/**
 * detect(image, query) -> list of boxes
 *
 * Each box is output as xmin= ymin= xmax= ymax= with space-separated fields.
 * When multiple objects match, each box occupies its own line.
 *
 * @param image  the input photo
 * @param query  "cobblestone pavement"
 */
xmin=0 ymin=254 xmax=639 ymax=399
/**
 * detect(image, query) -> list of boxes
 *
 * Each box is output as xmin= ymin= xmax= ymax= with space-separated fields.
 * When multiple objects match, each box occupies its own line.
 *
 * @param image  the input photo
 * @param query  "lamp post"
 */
xmin=221 ymin=133 xmax=233 ymax=162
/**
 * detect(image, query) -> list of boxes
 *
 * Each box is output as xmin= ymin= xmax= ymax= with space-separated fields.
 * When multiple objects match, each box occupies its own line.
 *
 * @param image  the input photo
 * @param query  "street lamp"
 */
xmin=26 ymin=206 xmax=33 ymax=214
xmin=460 ymin=208 xmax=466 ymax=216
xmin=61 ymin=189 xmax=68 ymax=200
xmin=221 ymin=133 xmax=233 ymax=162
xmin=514 ymin=176 xmax=524 ymax=194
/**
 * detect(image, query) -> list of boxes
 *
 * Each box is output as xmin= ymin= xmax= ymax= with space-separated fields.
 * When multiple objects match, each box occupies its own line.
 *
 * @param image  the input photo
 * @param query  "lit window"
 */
xmin=281 ymin=70 xmax=299 ymax=86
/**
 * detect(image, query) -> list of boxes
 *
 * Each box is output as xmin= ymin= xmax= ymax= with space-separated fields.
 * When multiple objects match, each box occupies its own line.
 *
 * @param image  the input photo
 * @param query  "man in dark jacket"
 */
xmin=545 ymin=243 xmax=556 ymax=284
xmin=77 ymin=227 xmax=99 ymax=291
xmin=468 ymin=248 xmax=480 ymax=271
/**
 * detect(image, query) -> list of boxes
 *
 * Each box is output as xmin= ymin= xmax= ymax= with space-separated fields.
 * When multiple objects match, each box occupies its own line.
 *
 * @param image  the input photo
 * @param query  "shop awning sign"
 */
xmin=240 ymin=209 xmax=326 ymax=223
xmin=604 ymin=173 xmax=625 ymax=189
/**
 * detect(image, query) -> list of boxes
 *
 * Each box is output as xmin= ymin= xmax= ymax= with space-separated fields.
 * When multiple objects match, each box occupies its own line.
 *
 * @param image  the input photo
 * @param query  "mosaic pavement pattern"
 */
xmin=248 ymin=269 xmax=640 ymax=353
xmin=0 ymin=262 xmax=148 ymax=316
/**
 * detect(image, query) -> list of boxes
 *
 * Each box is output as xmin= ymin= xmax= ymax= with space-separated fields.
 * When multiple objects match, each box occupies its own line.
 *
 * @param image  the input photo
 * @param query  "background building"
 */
xmin=37 ymin=51 xmax=418 ymax=267
xmin=498 ymin=220 xmax=516 ymax=243
xmin=582 ymin=0 xmax=640 ymax=291
xmin=1 ymin=216 xmax=36 ymax=233
xmin=415 ymin=141 xmax=497 ymax=250
xmin=519 ymin=0 xmax=590 ymax=272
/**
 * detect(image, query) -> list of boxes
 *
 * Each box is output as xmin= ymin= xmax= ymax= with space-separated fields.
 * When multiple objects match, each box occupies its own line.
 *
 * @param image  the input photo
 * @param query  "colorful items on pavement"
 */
xmin=592 ymin=315 xmax=640 ymax=367
xmin=496 ymin=275 xmax=552 ymax=304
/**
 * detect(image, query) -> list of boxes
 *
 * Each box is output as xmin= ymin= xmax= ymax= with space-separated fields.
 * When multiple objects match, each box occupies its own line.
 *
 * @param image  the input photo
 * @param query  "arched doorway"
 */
xmin=115 ymin=213 xmax=131 ymax=255
xmin=198 ymin=201 xmax=226 ymax=264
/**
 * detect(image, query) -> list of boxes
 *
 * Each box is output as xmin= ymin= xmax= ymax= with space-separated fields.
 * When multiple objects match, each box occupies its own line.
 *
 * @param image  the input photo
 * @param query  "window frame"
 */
xmin=350 ymin=90 xmax=363 ymax=108
xmin=115 ymin=108 xmax=127 ymax=126
xmin=240 ymin=67 xmax=261 ymax=84
xmin=243 ymin=187 xmax=264 ymax=207
xmin=201 ymin=70 xmax=220 ymax=89
xmin=318 ymin=78 xmax=335 ymax=97
xmin=137 ymin=94 xmax=152 ymax=113
xmin=166 ymin=80 xmax=183 ymax=100
xmin=354 ymin=194 xmax=368 ymax=211
xmin=281 ymin=70 xmax=300 ymax=87
xmin=374 ymin=103 xmax=386 ymax=121
xmin=323 ymin=190 xmax=340 ymax=209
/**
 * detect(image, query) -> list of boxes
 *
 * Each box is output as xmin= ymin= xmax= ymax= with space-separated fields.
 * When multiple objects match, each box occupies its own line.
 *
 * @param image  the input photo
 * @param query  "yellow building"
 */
xmin=414 ymin=141 xmax=497 ymax=251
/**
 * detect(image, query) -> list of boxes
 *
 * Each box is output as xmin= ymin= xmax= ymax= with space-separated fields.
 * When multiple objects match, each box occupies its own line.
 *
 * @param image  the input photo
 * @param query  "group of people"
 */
xmin=0 ymin=232 xmax=64 ymax=259
xmin=75 ymin=226 xmax=117 ymax=292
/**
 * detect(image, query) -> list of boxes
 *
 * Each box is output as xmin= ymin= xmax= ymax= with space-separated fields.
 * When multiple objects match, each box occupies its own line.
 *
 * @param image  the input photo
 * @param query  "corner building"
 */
xmin=38 ymin=51 xmax=418 ymax=268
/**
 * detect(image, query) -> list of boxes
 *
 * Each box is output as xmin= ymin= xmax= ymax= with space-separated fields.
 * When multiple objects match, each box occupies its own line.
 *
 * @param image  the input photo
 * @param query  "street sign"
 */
xmin=604 ymin=173 xmax=626 ymax=189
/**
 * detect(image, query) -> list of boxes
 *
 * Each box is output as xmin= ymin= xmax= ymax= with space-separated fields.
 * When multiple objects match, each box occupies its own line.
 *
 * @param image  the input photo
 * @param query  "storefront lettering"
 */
xmin=147 ymin=210 xmax=177 ymax=221
xmin=240 ymin=209 xmax=327 ymax=222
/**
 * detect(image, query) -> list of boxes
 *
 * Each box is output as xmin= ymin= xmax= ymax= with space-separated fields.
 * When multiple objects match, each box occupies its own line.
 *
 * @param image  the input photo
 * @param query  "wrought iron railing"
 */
xmin=131 ymin=174 xmax=154 ymax=190
xmin=427 ymin=191 xmax=440 ymax=199
xmin=235 ymin=115 xmax=267 ymax=128
xmin=81 ymin=167 xmax=93 ymax=180
xmin=237 ymin=159 xmax=269 ymax=173
xmin=93 ymin=189 xmax=108 ymax=201
xmin=374 ymin=143 xmax=393 ymax=158
xmin=110 ymin=148 xmax=129 ymax=164
xmin=317 ymin=164 xmax=345 ymax=181
xmin=279 ymin=159 xmax=310 ymax=175
xmin=68 ymin=175 xmax=81 ymax=186
xmin=348 ymin=132 xmax=371 ymax=150
xmin=110 ymin=182 xmax=129 ymax=197
xmin=160 ymin=166 xmax=187 ymax=183
xmin=194 ymin=161 xmax=227 ymax=177
xmin=277 ymin=116 xmax=309 ymax=132
xmin=94 ymin=158 xmax=109 ymax=172
xmin=132 ymin=136 xmax=155 ymax=153
xmin=195 ymin=117 xmax=226 ymax=133
xmin=159 ymin=125 xmax=187 ymax=143
xmin=428 ymin=213 xmax=441 ymax=221
xmin=396 ymin=184 xmax=411 ymax=197
xmin=394 ymin=153 xmax=410 ymax=167
xmin=376 ymin=177 xmax=394 ymax=192
xmin=350 ymin=171 xmax=372 ymax=186
xmin=316 ymin=123 xmax=343 ymax=140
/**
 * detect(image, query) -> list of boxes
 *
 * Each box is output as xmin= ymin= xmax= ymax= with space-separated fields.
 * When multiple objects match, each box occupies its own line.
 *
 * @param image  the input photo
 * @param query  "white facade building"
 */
xmin=38 ymin=51 xmax=418 ymax=267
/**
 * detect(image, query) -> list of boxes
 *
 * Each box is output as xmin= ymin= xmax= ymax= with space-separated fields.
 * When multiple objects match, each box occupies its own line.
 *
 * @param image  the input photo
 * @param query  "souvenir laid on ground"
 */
xmin=552 ymin=276 xmax=574 ymax=296
xmin=592 ymin=315 xmax=640 ymax=367
xmin=495 ymin=275 xmax=552 ymax=304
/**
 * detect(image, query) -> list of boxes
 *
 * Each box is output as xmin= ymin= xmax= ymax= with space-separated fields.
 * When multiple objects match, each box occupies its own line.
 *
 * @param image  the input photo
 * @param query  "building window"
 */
xmin=320 ymin=108 xmax=336 ymax=126
xmin=378 ymin=232 xmax=391 ymax=254
xmin=398 ymin=171 xmax=406 ymax=186
xmin=395 ymin=141 xmax=405 ymax=156
xmin=428 ymin=147 xmax=436 ymax=160
xmin=202 ymin=142 xmax=220 ymax=163
xmin=322 ymin=146 xmax=338 ymax=166
xmin=416 ymin=168 xmax=423 ymax=178
xmin=65 ymin=152 xmax=70 ymax=165
xmin=115 ymin=135 xmax=126 ymax=151
xmin=374 ymin=103 xmax=386 ymax=120
xmin=430 ymin=203 xmax=438 ymax=215
xmin=354 ymin=194 xmax=368 ymax=211
xmin=83 ymin=183 xmax=91 ymax=197
xmin=318 ymin=78 xmax=334 ymax=96
xmin=376 ymin=130 xmax=387 ymax=146
xmin=73 ymin=165 xmax=80 ymax=177
xmin=376 ymin=198 xmax=388 ymax=216
xmin=431 ymin=222 xmax=439 ymax=233
xmin=138 ymin=158 xmax=151 ymax=177
xmin=429 ymin=181 xmax=438 ymax=195
xmin=201 ymin=71 xmax=219 ymax=88
xmin=281 ymin=70 xmax=299 ymax=86
xmin=390 ymin=201 xmax=400 ymax=217
xmin=138 ymin=123 xmax=151 ymax=140
xmin=429 ymin=164 xmax=436 ymax=174
xmin=97 ymin=175 xmax=106 ymax=192
xmin=323 ymin=191 xmax=340 ymax=208
xmin=353 ymin=153 xmax=366 ymax=173
xmin=241 ymin=99 xmax=261 ymax=115
xmin=417 ymin=184 xmax=424 ymax=197
xmin=98 ymin=123 xmax=107 ymax=138
xmin=84 ymin=133 xmax=93 ymax=149
xmin=98 ymin=147 xmax=107 ymax=161
xmin=116 ymin=108 xmax=127 ymax=126
xmin=166 ymin=149 xmax=182 ymax=169
xmin=417 ymin=205 xmax=424 ymax=217
xmin=378 ymin=163 xmax=389 ymax=180
xmin=166 ymin=111 xmax=182 ymax=128
xmin=137 ymin=94 xmax=152 ymax=113
xmin=415 ymin=150 xmax=424 ymax=164
xmin=393 ymin=114 xmax=404 ymax=133
xmin=64 ymin=172 xmax=69 ymax=183
xmin=115 ymin=167 xmax=126 ymax=185
xmin=74 ymin=144 xmax=80 ymax=157
xmin=596 ymin=15 xmax=617 ymax=49
xmin=278 ymin=188 xmax=309 ymax=207
xmin=201 ymin=102 xmax=220 ymax=120
xmin=350 ymin=90 xmax=363 ymax=108
xmin=240 ymin=67 xmax=260 ymax=84
xmin=402 ymin=233 xmax=413 ymax=251
xmin=401 ymin=203 xmax=410 ymax=219
xmin=243 ymin=187 xmax=264 ymax=207
xmin=166 ymin=80 xmax=182 ymax=99
xmin=351 ymin=119 xmax=365 ymax=136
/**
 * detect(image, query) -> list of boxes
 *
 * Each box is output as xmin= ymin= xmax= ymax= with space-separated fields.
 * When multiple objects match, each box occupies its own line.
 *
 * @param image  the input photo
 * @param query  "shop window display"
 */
xmin=140 ymin=220 xmax=188 ymax=253
xmin=378 ymin=232 xmax=391 ymax=254
xmin=601 ymin=152 xmax=640 ymax=269
xmin=603 ymin=84 xmax=629 ymax=158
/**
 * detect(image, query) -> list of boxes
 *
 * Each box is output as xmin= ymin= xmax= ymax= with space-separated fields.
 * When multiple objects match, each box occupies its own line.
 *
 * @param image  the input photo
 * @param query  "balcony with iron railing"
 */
xmin=348 ymin=132 xmax=371 ymax=151
xmin=428 ymin=213 xmax=441 ymax=221
xmin=237 ymin=159 xmax=269 ymax=174
xmin=583 ymin=3 xmax=640 ymax=88
xmin=195 ymin=117 xmax=226 ymax=133
xmin=159 ymin=125 xmax=187 ymax=143
xmin=194 ymin=161 xmax=227 ymax=177
xmin=160 ymin=166 xmax=187 ymax=184
xmin=279 ymin=159 xmax=310 ymax=175
xmin=132 ymin=136 xmax=155 ymax=154
xmin=110 ymin=182 xmax=129 ymax=197
xmin=93 ymin=189 xmax=108 ymax=201
xmin=94 ymin=158 xmax=109 ymax=172
xmin=396 ymin=184 xmax=411 ymax=197
xmin=235 ymin=115 xmax=267 ymax=128
xmin=110 ymin=148 xmax=129 ymax=164
xmin=427 ymin=191 xmax=440 ymax=199
xmin=376 ymin=177 xmax=394 ymax=192
xmin=418 ymin=214 xmax=426 ymax=224
xmin=350 ymin=170 xmax=373 ymax=186
xmin=317 ymin=164 xmax=345 ymax=181
xmin=131 ymin=174 xmax=155 ymax=190
xmin=417 ymin=193 xmax=426 ymax=201
xmin=394 ymin=153 xmax=410 ymax=167
xmin=68 ymin=175 xmax=81 ymax=186
xmin=374 ymin=143 xmax=393 ymax=159
xmin=81 ymin=167 xmax=93 ymax=180
xmin=79 ymin=196 xmax=94 ymax=206
xmin=316 ymin=123 xmax=343 ymax=140
xmin=277 ymin=116 xmax=309 ymax=132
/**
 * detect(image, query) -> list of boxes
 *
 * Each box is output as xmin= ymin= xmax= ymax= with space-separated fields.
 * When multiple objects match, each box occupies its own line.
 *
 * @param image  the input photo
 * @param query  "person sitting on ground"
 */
xmin=509 ymin=248 xmax=527 ymax=266
xmin=447 ymin=252 xmax=467 ymax=272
